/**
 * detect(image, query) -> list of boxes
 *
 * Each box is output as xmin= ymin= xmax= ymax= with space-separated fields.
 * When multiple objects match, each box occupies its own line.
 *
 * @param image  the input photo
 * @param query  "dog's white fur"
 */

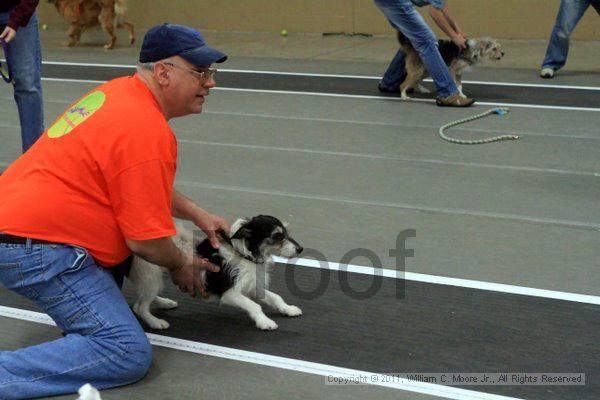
xmin=129 ymin=218 xmax=302 ymax=330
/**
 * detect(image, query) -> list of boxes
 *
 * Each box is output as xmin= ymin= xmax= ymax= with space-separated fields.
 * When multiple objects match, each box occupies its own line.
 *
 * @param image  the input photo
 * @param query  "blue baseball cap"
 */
xmin=139 ymin=23 xmax=227 ymax=66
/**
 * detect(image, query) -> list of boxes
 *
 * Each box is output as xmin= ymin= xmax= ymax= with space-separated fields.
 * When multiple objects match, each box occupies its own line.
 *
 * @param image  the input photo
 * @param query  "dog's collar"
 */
xmin=219 ymin=232 xmax=262 ymax=263
xmin=219 ymin=230 xmax=233 ymax=246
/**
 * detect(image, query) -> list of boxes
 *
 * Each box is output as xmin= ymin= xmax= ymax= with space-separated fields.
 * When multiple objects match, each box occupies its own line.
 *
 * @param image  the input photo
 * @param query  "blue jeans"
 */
xmin=0 ymin=11 xmax=44 ymax=153
xmin=374 ymin=0 xmax=458 ymax=98
xmin=0 ymin=241 xmax=152 ymax=399
xmin=541 ymin=0 xmax=600 ymax=71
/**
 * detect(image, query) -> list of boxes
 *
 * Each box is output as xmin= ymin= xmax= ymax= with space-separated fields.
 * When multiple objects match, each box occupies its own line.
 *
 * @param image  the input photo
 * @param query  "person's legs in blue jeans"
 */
xmin=380 ymin=40 xmax=407 ymax=91
xmin=541 ymin=0 xmax=594 ymax=72
xmin=0 ymin=242 xmax=152 ymax=399
xmin=374 ymin=0 xmax=458 ymax=98
xmin=0 ymin=12 xmax=44 ymax=152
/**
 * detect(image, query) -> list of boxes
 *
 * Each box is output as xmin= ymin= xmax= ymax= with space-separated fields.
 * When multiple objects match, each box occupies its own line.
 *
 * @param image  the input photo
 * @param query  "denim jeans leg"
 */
xmin=541 ymin=0 xmax=592 ymax=71
xmin=374 ymin=0 xmax=457 ymax=98
xmin=1 ymin=12 xmax=45 ymax=152
xmin=381 ymin=47 xmax=407 ymax=90
xmin=0 ymin=244 xmax=152 ymax=399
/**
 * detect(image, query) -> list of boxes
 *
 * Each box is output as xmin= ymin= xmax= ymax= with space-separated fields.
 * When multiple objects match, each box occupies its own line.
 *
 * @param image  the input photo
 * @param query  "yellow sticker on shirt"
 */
xmin=48 ymin=91 xmax=106 ymax=138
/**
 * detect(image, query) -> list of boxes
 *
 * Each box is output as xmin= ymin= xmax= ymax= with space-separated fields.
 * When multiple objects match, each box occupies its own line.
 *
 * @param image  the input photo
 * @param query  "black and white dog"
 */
xmin=128 ymin=215 xmax=304 ymax=330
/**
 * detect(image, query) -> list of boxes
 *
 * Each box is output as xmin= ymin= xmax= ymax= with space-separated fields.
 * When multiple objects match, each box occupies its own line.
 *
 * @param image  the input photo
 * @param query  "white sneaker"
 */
xmin=540 ymin=68 xmax=554 ymax=79
xmin=77 ymin=384 xmax=102 ymax=400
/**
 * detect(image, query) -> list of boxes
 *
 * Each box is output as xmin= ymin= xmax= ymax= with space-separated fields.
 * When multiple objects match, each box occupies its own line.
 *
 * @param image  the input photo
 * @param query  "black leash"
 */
xmin=0 ymin=39 xmax=13 ymax=84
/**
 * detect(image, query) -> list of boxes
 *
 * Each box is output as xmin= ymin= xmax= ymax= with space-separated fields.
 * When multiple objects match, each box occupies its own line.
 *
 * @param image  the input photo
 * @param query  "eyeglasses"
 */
xmin=163 ymin=61 xmax=217 ymax=82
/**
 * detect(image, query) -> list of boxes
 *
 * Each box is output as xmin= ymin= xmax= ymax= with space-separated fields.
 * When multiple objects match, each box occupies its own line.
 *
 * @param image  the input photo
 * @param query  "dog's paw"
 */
xmin=155 ymin=296 xmax=178 ymax=310
xmin=133 ymin=302 xmax=171 ymax=329
xmin=256 ymin=316 xmax=278 ymax=330
xmin=282 ymin=305 xmax=303 ymax=317
xmin=146 ymin=317 xmax=170 ymax=330
xmin=416 ymin=84 xmax=431 ymax=94
xmin=400 ymin=93 xmax=411 ymax=100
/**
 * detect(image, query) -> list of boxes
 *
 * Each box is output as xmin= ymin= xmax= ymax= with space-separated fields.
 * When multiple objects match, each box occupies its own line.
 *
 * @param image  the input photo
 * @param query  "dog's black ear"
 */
xmin=219 ymin=230 xmax=232 ymax=245
xmin=231 ymin=226 xmax=252 ymax=240
xmin=196 ymin=238 xmax=217 ymax=255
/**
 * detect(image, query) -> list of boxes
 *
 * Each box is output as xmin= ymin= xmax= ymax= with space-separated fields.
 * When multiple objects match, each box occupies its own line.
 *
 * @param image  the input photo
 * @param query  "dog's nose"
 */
xmin=501 ymin=52 xmax=505 ymax=56
xmin=296 ymin=245 xmax=304 ymax=254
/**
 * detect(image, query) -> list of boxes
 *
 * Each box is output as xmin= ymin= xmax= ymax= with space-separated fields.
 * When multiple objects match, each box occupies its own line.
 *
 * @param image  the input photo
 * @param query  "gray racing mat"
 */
xmin=41 ymin=63 xmax=600 ymax=109
xmin=1 ymin=264 xmax=598 ymax=400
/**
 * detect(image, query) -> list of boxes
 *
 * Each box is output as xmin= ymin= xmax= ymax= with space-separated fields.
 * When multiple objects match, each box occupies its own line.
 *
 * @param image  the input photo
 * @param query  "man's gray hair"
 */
xmin=136 ymin=62 xmax=156 ymax=73
xmin=136 ymin=57 xmax=176 ymax=74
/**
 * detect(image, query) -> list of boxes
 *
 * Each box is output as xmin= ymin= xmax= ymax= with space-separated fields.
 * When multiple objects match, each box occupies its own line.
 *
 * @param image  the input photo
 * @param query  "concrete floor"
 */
xmin=35 ymin=25 xmax=600 ymax=73
xmin=0 ymin=26 xmax=599 ymax=400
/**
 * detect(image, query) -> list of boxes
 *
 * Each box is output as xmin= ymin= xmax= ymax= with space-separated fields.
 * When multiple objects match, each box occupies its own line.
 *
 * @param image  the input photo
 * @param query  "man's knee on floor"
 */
xmin=116 ymin=334 xmax=153 ymax=383
xmin=91 ymin=327 xmax=153 ymax=384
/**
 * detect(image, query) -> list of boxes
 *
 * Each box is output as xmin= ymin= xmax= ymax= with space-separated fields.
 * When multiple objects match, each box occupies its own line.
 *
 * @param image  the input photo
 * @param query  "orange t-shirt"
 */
xmin=0 ymin=74 xmax=177 ymax=266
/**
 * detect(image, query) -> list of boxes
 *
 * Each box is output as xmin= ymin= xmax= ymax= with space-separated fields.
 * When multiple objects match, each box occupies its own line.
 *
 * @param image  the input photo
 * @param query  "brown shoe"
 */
xmin=436 ymin=93 xmax=475 ymax=107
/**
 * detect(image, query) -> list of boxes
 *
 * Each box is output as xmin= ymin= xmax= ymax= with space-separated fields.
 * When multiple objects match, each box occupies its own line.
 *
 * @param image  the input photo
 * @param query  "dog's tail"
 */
xmin=114 ymin=0 xmax=127 ymax=17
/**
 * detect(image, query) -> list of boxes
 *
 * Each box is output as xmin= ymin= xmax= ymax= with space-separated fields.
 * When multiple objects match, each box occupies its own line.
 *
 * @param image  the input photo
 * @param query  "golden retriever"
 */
xmin=49 ymin=0 xmax=134 ymax=50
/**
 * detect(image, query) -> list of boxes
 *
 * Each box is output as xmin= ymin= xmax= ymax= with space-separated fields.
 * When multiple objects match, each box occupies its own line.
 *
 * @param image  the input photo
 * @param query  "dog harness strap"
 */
xmin=221 ymin=242 xmax=257 ymax=263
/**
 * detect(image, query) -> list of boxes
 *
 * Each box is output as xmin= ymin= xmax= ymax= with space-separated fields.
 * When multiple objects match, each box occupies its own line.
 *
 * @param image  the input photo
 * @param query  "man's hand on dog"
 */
xmin=0 ymin=27 xmax=17 ymax=43
xmin=451 ymin=33 xmax=468 ymax=49
xmin=170 ymin=254 xmax=219 ymax=298
xmin=193 ymin=208 xmax=230 ymax=249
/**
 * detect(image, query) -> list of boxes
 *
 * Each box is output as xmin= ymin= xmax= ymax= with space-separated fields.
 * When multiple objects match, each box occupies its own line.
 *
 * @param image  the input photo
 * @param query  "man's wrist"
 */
xmin=171 ymin=250 xmax=190 ymax=273
xmin=160 ymin=247 xmax=189 ymax=274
